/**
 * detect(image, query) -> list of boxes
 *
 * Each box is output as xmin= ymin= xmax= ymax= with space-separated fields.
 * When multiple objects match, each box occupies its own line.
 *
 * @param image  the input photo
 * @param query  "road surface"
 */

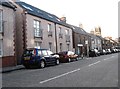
xmin=2 ymin=53 xmax=118 ymax=87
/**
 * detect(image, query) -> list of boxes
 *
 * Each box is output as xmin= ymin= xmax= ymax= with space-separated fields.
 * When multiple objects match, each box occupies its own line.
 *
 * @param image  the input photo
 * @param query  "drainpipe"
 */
xmin=54 ymin=23 xmax=58 ymax=53
xmin=22 ymin=10 xmax=27 ymax=50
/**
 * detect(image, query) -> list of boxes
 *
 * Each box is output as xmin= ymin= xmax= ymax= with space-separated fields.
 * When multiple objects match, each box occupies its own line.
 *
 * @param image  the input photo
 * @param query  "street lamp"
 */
xmin=85 ymin=40 xmax=89 ymax=57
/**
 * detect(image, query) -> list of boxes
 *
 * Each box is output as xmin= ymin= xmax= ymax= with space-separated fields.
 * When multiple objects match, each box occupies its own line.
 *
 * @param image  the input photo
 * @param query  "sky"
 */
xmin=20 ymin=0 xmax=119 ymax=39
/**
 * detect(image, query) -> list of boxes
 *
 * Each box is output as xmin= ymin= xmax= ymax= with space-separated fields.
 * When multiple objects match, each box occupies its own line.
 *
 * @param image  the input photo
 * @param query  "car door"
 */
xmin=47 ymin=50 xmax=56 ymax=63
xmin=41 ymin=50 xmax=51 ymax=63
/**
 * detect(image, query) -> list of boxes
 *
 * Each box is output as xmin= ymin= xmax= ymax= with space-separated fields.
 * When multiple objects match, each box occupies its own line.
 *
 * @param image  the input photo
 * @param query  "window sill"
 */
xmin=34 ymin=36 xmax=42 ymax=38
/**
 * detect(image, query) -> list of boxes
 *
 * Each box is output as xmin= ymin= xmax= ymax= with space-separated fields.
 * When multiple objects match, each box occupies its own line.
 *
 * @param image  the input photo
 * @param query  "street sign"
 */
xmin=85 ymin=40 xmax=88 ymax=44
xmin=77 ymin=44 xmax=83 ymax=47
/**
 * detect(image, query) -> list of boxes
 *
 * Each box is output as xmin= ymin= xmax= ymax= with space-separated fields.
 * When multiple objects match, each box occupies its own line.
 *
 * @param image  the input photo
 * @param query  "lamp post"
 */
xmin=85 ymin=40 xmax=89 ymax=57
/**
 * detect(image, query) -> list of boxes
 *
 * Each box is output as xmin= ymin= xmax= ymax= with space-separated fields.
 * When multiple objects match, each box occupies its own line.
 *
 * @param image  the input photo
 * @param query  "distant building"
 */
xmin=88 ymin=34 xmax=102 ymax=50
xmin=90 ymin=26 xmax=102 ymax=36
xmin=70 ymin=25 xmax=90 ymax=56
xmin=104 ymin=36 xmax=112 ymax=40
xmin=95 ymin=26 xmax=101 ymax=36
xmin=104 ymin=37 xmax=118 ymax=49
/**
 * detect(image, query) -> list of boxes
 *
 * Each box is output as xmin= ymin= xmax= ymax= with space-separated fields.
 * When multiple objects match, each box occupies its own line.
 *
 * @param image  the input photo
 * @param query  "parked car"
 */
xmin=110 ymin=48 xmax=115 ymax=53
xmin=115 ymin=48 xmax=119 ymax=53
xmin=21 ymin=48 xmax=60 ymax=68
xmin=58 ymin=51 xmax=78 ymax=63
xmin=94 ymin=49 xmax=100 ymax=56
xmin=89 ymin=49 xmax=97 ymax=57
xmin=99 ymin=49 xmax=107 ymax=55
xmin=105 ymin=49 xmax=111 ymax=54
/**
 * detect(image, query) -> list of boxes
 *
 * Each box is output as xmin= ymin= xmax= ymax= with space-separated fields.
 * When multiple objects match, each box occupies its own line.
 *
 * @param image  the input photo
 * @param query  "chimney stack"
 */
xmin=60 ymin=17 xmax=66 ymax=23
xmin=79 ymin=24 xmax=83 ymax=29
xmin=11 ymin=0 xmax=20 ymax=2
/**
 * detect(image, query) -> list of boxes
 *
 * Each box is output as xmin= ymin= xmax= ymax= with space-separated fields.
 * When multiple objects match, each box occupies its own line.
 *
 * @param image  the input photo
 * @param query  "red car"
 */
xmin=58 ymin=51 xmax=78 ymax=63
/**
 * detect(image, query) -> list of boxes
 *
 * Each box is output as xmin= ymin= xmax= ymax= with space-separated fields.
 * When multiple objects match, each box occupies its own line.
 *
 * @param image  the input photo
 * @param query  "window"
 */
xmin=48 ymin=23 xmax=51 ymax=32
xmin=98 ymin=40 xmax=100 ymax=44
xmin=60 ymin=43 xmax=62 ymax=52
xmin=49 ymin=42 xmax=52 ymax=51
xmin=59 ymin=27 xmax=63 ymax=38
xmin=0 ymin=10 xmax=3 ymax=32
xmin=35 ymin=41 xmax=41 ymax=49
xmin=34 ymin=20 xmax=41 ymax=37
xmin=38 ymin=50 xmax=42 ymax=55
xmin=58 ymin=27 xmax=62 ymax=33
xmin=91 ymin=38 xmax=94 ymax=44
xmin=0 ymin=40 xmax=3 ymax=57
xmin=48 ymin=23 xmax=52 ymax=37
xmin=65 ymin=29 xmax=69 ymax=35
xmin=67 ymin=44 xmax=70 ymax=51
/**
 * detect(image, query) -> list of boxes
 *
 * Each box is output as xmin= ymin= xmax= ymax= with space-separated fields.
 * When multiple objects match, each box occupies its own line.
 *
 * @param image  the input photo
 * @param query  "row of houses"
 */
xmin=0 ymin=0 xmax=119 ymax=67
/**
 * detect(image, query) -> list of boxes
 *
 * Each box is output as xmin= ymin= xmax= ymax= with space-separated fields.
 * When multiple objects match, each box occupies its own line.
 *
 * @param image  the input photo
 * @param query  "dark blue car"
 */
xmin=21 ymin=48 xmax=60 ymax=69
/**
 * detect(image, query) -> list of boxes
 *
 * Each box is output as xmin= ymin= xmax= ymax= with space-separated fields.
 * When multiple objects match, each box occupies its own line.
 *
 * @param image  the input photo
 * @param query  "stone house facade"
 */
xmin=12 ymin=1 xmax=73 ymax=64
xmin=0 ymin=1 xmax=16 ymax=67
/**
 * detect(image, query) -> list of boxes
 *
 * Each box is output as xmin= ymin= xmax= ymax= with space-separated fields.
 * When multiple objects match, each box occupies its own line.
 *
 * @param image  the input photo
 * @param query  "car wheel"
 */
xmin=40 ymin=60 xmax=45 ymax=68
xmin=76 ymin=57 xmax=78 ymax=61
xmin=68 ymin=58 xmax=71 ymax=62
xmin=56 ymin=59 xmax=60 ymax=65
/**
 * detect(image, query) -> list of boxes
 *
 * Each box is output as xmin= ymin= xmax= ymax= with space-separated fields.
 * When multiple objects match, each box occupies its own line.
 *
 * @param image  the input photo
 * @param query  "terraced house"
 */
xmin=70 ymin=25 xmax=91 ymax=56
xmin=12 ymin=1 xmax=73 ymax=64
xmin=89 ymin=33 xmax=102 ymax=50
xmin=0 ymin=1 xmax=16 ymax=67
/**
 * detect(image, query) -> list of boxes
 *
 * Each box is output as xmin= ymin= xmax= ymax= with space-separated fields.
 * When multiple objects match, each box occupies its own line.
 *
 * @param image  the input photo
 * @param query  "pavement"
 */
xmin=1 ymin=57 xmax=85 ymax=73
xmin=1 ymin=65 xmax=25 ymax=73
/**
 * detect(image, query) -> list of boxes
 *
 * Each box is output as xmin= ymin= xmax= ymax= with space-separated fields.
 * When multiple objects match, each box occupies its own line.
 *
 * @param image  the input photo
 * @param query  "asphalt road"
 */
xmin=2 ymin=53 xmax=118 ymax=87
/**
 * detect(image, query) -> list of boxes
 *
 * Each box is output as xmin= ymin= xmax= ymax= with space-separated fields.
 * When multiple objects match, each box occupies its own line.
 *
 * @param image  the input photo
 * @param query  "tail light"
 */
xmin=32 ymin=49 xmax=36 ymax=56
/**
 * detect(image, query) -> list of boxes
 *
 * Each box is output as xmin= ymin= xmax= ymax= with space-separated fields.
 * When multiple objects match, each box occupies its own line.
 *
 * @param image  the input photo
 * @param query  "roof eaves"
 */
xmin=1 ymin=1 xmax=16 ymax=10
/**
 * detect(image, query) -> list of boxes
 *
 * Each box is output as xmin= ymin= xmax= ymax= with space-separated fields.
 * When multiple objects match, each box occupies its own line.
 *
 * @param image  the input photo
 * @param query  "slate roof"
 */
xmin=16 ymin=2 xmax=71 ymax=28
xmin=0 ymin=0 xmax=16 ymax=9
xmin=70 ymin=25 xmax=89 ymax=35
xmin=88 ymin=33 xmax=100 ymax=39
xmin=96 ymin=35 xmax=105 ymax=40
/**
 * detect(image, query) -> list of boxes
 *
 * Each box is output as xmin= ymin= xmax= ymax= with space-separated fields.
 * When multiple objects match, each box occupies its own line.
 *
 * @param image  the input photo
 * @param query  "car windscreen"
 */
xmin=23 ymin=49 xmax=34 ymax=56
xmin=41 ymin=50 xmax=48 ymax=56
xmin=47 ymin=50 xmax=53 ymax=55
xmin=67 ymin=51 xmax=74 ymax=55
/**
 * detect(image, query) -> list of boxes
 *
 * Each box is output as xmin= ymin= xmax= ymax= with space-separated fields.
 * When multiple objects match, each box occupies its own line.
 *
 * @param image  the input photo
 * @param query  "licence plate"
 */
xmin=24 ymin=57 xmax=30 ymax=60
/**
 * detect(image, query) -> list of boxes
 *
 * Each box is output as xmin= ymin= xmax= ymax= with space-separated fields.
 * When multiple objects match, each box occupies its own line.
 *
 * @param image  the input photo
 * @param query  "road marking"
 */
xmin=39 ymin=55 xmax=116 ymax=84
xmin=86 ymin=57 xmax=92 ymax=60
xmin=88 ymin=61 xmax=101 ymax=67
xmin=103 ymin=58 xmax=110 ymax=61
xmin=103 ymin=56 xmax=114 ymax=61
xmin=40 ymin=68 xmax=80 ymax=84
